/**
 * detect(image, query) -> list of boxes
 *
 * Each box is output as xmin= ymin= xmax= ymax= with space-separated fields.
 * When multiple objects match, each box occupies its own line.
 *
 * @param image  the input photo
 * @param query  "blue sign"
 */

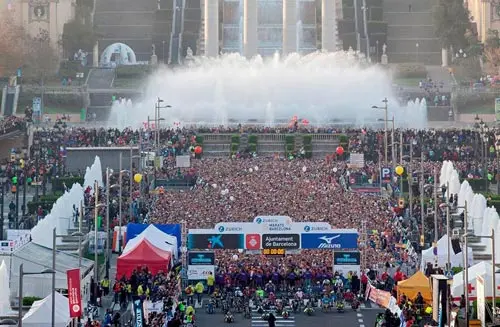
xmin=381 ymin=167 xmax=392 ymax=183
xmin=32 ymin=97 xmax=41 ymax=113
xmin=301 ymin=233 xmax=358 ymax=249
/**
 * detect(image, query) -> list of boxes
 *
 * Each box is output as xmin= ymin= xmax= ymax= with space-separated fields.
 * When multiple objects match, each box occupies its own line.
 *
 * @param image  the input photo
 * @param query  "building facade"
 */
xmin=468 ymin=0 xmax=500 ymax=43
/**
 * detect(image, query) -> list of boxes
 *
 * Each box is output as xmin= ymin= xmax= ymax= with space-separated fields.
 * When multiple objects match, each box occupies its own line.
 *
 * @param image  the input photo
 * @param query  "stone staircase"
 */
xmin=181 ymin=0 xmax=202 ymax=57
xmin=383 ymin=0 xmax=441 ymax=64
xmin=197 ymin=0 xmax=205 ymax=55
xmin=238 ymin=134 xmax=249 ymax=152
xmin=94 ymin=0 xmax=157 ymax=62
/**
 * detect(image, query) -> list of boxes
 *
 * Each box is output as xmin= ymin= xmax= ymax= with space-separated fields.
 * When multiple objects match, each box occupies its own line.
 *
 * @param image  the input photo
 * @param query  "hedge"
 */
xmin=304 ymin=145 xmax=313 ymax=158
xmin=303 ymin=135 xmax=312 ymax=145
xmin=393 ymin=63 xmax=427 ymax=79
xmin=23 ymin=296 xmax=42 ymax=306
xmin=472 ymin=299 xmax=500 ymax=319
xmin=248 ymin=135 xmax=258 ymax=144
xmin=27 ymin=201 xmax=55 ymax=214
xmin=115 ymin=65 xmax=152 ymax=79
xmin=285 ymin=135 xmax=295 ymax=156
xmin=52 ymin=177 xmax=84 ymax=193
xmin=59 ymin=60 xmax=85 ymax=78
xmin=230 ymin=143 xmax=239 ymax=154
xmin=464 ymin=178 xmax=488 ymax=192
xmin=195 ymin=135 xmax=204 ymax=145
xmin=18 ymin=92 xmax=84 ymax=110
xmin=231 ymin=135 xmax=240 ymax=144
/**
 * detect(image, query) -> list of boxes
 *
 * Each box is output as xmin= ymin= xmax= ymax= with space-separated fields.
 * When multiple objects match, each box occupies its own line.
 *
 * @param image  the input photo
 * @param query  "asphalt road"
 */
xmin=196 ymin=303 xmax=383 ymax=327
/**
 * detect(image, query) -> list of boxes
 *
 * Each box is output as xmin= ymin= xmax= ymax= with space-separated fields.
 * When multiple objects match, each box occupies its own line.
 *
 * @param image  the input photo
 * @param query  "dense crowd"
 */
xmin=0 ymin=115 xmax=25 ymax=135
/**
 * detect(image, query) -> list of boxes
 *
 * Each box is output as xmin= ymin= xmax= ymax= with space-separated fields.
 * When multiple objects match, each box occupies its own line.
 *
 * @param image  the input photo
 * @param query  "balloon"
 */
xmin=189 ymin=146 xmax=195 ymax=153
xmin=302 ymin=166 xmax=307 ymax=172
xmin=133 ymin=173 xmax=143 ymax=183
xmin=336 ymin=146 xmax=344 ymax=156
xmin=254 ymin=166 xmax=259 ymax=171
xmin=395 ymin=166 xmax=404 ymax=176
xmin=248 ymin=168 xmax=253 ymax=173
xmin=194 ymin=146 xmax=203 ymax=154
xmin=229 ymin=196 xmax=235 ymax=201
xmin=232 ymin=255 xmax=238 ymax=261
xmin=212 ymin=183 xmax=217 ymax=189
xmin=332 ymin=167 xmax=338 ymax=173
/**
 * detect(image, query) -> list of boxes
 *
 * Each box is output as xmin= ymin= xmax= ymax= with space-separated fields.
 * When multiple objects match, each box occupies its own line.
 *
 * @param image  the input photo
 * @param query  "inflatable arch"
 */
xmin=100 ymin=43 xmax=137 ymax=67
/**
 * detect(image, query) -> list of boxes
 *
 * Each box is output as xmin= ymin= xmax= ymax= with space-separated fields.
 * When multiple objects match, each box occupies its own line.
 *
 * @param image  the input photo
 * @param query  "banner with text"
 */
xmin=262 ymin=234 xmax=300 ymax=249
xmin=333 ymin=251 xmax=361 ymax=276
xmin=188 ymin=251 xmax=215 ymax=265
xmin=187 ymin=233 xmax=244 ymax=249
xmin=301 ymin=232 xmax=359 ymax=249
xmin=66 ymin=268 xmax=82 ymax=318
xmin=187 ymin=265 xmax=215 ymax=280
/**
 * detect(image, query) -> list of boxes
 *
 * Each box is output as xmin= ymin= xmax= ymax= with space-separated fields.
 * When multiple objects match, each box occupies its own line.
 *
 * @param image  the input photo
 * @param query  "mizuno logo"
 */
xmin=319 ymin=235 xmax=340 ymax=244
xmin=317 ymin=235 xmax=341 ymax=249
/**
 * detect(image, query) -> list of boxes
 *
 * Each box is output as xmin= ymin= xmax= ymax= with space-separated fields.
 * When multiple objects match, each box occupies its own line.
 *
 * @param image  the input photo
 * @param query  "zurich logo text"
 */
xmin=303 ymin=226 xmax=311 ymax=232
xmin=218 ymin=226 xmax=225 ymax=232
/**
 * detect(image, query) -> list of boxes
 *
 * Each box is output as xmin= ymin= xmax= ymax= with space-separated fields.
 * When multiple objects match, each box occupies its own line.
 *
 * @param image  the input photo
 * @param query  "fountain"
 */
xmin=31 ymin=183 xmax=84 ymax=247
xmin=107 ymin=52 xmax=429 ymax=128
xmin=0 ymin=260 xmax=13 ymax=316
xmin=83 ymin=156 xmax=104 ymax=191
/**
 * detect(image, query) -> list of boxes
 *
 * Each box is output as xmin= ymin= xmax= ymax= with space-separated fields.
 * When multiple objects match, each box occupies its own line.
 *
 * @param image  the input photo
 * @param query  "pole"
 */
xmin=154 ymin=102 xmax=158 ymax=149
xmin=118 ymin=153 xmax=123 ymax=254
xmin=464 ymin=201 xmax=469 ymax=327
xmin=409 ymin=142 xmax=413 ymax=218
xmin=15 ymin=175 xmax=19 ymax=228
xmin=384 ymin=100 xmax=388 ymax=163
xmin=51 ymin=227 xmax=56 ymax=327
xmin=94 ymin=181 xmax=99 ymax=301
xmin=362 ymin=0 xmax=370 ymax=60
xmin=491 ymin=228 xmax=496 ymax=319
xmin=434 ymin=169 xmax=438 ymax=244
xmin=353 ymin=0 xmax=361 ymax=52
xmin=420 ymin=150 xmax=425 ymax=246
xmin=399 ymin=129 xmax=403 ymax=194
xmin=18 ymin=263 xmax=23 ymax=327
xmin=105 ymin=168 xmax=110 ymax=278
xmin=129 ymin=147 xmax=133 ymax=219
xmin=0 ymin=181 xmax=4 ymax=240
xmin=446 ymin=182 xmax=451 ymax=273
xmin=79 ymin=201 xmax=83 ymax=274
xmin=22 ymin=171 xmax=26 ymax=217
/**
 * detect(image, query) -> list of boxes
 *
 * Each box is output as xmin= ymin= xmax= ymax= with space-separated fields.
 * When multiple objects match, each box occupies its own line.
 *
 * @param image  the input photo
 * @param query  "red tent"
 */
xmin=116 ymin=239 xmax=171 ymax=278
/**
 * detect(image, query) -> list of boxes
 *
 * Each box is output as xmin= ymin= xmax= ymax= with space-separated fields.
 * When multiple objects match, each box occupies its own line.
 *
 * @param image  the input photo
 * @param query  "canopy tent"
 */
xmin=420 ymin=235 xmax=474 ymax=271
xmin=22 ymin=291 xmax=70 ymax=327
xmin=126 ymin=223 xmax=181 ymax=249
xmin=117 ymin=239 xmax=172 ymax=278
xmin=451 ymin=261 xmax=500 ymax=300
xmin=396 ymin=271 xmax=432 ymax=304
xmin=123 ymin=224 xmax=178 ymax=259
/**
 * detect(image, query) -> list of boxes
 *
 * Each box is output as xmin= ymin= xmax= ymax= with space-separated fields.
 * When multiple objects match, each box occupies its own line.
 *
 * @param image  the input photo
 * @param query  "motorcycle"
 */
xmin=224 ymin=311 xmax=234 ymax=323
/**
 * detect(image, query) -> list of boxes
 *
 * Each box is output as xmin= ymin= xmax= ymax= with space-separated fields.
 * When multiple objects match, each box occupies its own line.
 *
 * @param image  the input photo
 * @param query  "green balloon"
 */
xmin=27 ymin=177 xmax=32 ymax=184
xmin=12 ymin=176 xmax=17 ymax=185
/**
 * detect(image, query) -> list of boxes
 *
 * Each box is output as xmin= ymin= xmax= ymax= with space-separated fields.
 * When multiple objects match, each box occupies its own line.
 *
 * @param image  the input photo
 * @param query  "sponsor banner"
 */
xmin=245 ymin=234 xmax=261 ymax=250
xmin=187 ymin=233 xmax=244 ymax=249
xmin=66 ymin=268 xmax=82 ymax=318
xmin=333 ymin=251 xmax=360 ymax=265
xmin=301 ymin=233 xmax=358 ymax=249
xmin=214 ymin=217 xmax=334 ymax=234
xmin=133 ymin=297 xmax=145 ymax=327
xmin=335 ymin=264 xmax=361 ymax=277
xmin=188 ymin=251 xmax=215 ymax=265
xmin=144 ymin=300 xmax=163 ymax=313
xmin=262 ymin=234 xmax=300 ymax=249
xmin=187 ymin=265 xmax=215 ymax=280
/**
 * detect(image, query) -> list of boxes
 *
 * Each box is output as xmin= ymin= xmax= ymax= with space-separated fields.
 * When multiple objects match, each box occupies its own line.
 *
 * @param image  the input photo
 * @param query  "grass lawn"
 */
xmin=458 ymin=104 xmax=494 ymax=114
xmin=44 ymin=106 xmax=82 ymax=114
xmin=112 ymin=77 xmax=144 ymax=89
xmin=393 ymin=77 xmax=423 ymax=87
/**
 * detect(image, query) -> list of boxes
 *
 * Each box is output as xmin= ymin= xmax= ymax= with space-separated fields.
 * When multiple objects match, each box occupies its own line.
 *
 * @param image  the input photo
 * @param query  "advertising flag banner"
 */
xmin=133 ymin=297 xmax=145 ymax=327
xmin=66 ymin=268 xmax=82 ymax=318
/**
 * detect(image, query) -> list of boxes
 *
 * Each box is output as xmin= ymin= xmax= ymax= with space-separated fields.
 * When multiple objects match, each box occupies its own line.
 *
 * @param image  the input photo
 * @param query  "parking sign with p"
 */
xmin=381 ymin=167 xmax=392 ymax=184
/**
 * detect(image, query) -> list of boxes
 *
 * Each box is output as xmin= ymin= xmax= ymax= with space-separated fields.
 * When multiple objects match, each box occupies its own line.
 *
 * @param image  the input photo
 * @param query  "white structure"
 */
xmin=321 ymin=0 xmax=338 ymax=51
xmin=204 ymin=0 xmax=219 ymax=57
xmin=243 ymin=0 xmax=258 ymax=58
xmin=22 ymin=292 xmax=71 ymax=327
xmin=282 ymin=0 xmax=298 ymax=55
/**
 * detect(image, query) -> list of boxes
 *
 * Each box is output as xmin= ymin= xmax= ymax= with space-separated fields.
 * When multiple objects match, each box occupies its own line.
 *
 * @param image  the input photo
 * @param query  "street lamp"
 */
xmin=475 ymin=115 xmax=490 ymax=191
xmin=154 ymin=98 xmax=171 ymax=151
xmin=495 ymin=132 xmax=500 ymax=195
xmin=18 ymin=264 xmax=55 ymax=327
xmin=372 ymin=98 xmax=389 ymax=163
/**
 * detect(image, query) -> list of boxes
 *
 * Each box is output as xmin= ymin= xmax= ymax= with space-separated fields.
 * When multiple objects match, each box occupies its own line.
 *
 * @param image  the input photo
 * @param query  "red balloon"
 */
xmin=336 ymin=146 xmax=344 ymax=156
xmin=194 ymin=146 xmax=203 ymax=154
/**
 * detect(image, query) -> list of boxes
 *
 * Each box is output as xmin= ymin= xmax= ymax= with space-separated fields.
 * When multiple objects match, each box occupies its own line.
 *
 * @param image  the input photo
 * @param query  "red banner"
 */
xmin=66 ymin=268 xmax=82 ymax=318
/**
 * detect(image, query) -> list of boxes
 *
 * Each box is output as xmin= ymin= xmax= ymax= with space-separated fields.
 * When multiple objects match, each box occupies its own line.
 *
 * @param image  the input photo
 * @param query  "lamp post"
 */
xmin=154 ymin=98 xmax=171 ymax=153
xmin=475 ymin=115 xmax=490 ymax=191
xmin=496 ymin=132 xmax=500 ymax=195
xmin=372 ymin=98 xmax=389 ymax=163
xmin=0 ymin=177 xmax=5 ymax=240
xmin=18 ymin=264 xmax=55 ymax=327
xmin=105 ymin=168 xmax=119 ymax=277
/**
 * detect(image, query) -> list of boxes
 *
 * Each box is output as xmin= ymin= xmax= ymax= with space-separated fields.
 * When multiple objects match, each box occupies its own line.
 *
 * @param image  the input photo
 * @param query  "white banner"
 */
xmin=187 ymin=265 xmax=215 ymax=280
xmin=334 ymin=264 xmax=360 ymax=277
xmin=476 ymin=275 xmax=485 ymax=327
xmin=176 ymin=155 xmax=191 ymax=168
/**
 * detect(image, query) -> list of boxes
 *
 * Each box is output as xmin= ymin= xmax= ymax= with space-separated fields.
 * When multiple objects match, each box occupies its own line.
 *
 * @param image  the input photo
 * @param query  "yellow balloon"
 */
xmin=395 ymin=166 xmax=404 ymax=176
xmin=133 ymin=173 xmax=143 ymax=183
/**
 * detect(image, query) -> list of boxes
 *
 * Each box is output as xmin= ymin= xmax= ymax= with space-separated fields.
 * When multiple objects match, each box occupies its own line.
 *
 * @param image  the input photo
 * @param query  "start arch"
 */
xmin=100 ymin=43 xmax=137 ymax=67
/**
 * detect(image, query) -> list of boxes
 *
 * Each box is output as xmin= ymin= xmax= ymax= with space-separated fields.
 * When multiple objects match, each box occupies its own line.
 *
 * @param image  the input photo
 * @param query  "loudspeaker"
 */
xmin=451 ymin=238 xmax=462 ymax=254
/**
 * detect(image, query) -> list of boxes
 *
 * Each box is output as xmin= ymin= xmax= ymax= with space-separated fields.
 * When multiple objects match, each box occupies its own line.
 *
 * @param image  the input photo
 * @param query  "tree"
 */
xmin=61 ymin=19 xmax=98 ymax=58
xmin=432 ymin=0 xmax=470 ymax=49
xmin=483 ymin=29 xmax=500 ymax=72
xmin=0 ymin=11 xmax=31 ymax=76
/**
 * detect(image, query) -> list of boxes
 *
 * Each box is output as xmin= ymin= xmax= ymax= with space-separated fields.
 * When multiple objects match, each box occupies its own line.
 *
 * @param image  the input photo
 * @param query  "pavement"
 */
xmin=196 ymin=303 xmax=383 ymax=327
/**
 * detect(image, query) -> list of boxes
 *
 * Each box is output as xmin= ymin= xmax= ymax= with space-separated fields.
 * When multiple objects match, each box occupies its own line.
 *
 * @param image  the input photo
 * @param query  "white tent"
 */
xmin=22 ymin=291 xmax=70 ymax=327
xmin=451 ymin=261 xmax=500 ymax=300
xmin=420 ymin=235 xmax=474 ymax=271
xmin=123 ymin=225 xmax=178 ymax=259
